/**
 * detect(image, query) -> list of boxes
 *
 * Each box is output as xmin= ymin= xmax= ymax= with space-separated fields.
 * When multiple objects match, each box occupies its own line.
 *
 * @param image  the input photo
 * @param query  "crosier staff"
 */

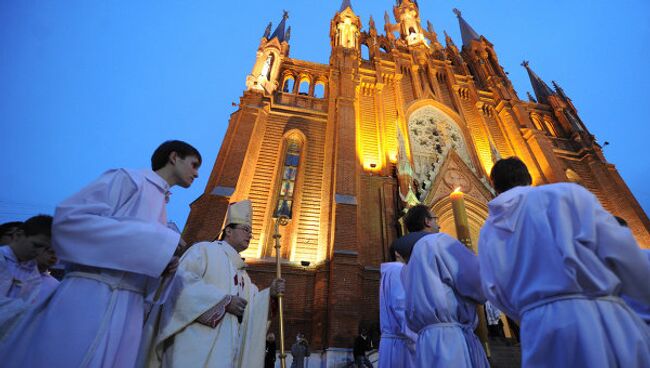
xmin=273 ymin=215 xmax=290 ymax=368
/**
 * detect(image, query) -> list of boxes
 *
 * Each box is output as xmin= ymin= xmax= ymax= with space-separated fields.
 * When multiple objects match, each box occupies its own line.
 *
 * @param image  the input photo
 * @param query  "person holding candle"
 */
xmin=395 ymin=205 xmax=489 ymax=368
xmin=478 ymin=157 xmax=650 ymax=367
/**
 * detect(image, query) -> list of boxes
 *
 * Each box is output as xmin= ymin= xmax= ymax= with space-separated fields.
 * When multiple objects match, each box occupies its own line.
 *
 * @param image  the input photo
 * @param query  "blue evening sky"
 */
xmin=1 ymin=0 xmax=648 ymax=229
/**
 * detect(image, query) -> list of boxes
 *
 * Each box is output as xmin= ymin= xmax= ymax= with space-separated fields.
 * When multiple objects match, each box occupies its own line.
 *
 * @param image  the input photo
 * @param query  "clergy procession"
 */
xmin=0 ymin=139 xmax=649 ymax=368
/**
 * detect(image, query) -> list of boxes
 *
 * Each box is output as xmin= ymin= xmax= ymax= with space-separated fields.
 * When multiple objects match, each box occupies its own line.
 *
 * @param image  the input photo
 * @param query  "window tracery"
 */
xmin=408 ymin=106 xmax=475 ymax=196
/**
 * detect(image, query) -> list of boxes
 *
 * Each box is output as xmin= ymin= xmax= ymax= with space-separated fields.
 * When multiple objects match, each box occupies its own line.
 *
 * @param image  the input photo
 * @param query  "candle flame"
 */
xmin=453 ymin=186 xmax=462 ymax=193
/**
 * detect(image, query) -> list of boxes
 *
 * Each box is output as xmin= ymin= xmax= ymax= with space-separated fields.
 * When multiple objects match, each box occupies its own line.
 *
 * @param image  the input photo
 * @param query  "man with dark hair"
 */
xmin=0 ymin=141 xmax=201 ymax=367
xmin=1 ymin=216 xmax=52 ymax=297
xmin=0 ymin=221 xmax=24 ymax=245
xmin=479 ymin=158 xmax=650 ymax=366
xmin=290 ymin=332 xmax=309 ymax=368
xmin=34 ymin=246 xmax=59 ymax=303
xmin=403 ymin=204 xmax=438 ymax=233
xmin=353 ymin=327 xmax=374 ymax=368
xmin=397 ymin=206 xmax=488 ymax=368
xmin=488 ymin=157 xmax=532 ymax=194
xmin=151 ymin=139 xmax=202 ymax=172
xmin=0 ymin=215 xmax=52 ymax=337
xmin=265 ymin=332 xmax=277 ymax=368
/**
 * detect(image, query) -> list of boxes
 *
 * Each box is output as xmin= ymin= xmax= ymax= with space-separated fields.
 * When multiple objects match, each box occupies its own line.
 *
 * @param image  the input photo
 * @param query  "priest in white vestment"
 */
xmin=479 ymin=157 xmax=650 ymax=367
xmin=379 ymin=259 xmax=416 ymax=368
xmin=148 ymin=199 xmax=285 ymax=368
xmin=0 ymin=140 xmax=201 ymax=368
xmin=397 ymin=204 xmax=489 ymax=368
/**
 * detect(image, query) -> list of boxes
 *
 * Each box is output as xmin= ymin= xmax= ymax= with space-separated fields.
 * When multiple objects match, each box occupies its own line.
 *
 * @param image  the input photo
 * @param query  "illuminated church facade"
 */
xmin=183 ymin=0 xmax=650 ymax=353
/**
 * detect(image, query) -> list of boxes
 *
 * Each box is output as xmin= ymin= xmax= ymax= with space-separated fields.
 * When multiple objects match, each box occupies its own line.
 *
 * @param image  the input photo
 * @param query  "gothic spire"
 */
xmin=521 ymin=61 xmax=555 ymax=104
xmin=263 ymin=22 xmax=272 ymax=39
xmin=369 ymin=15 xmax=376 ymax=31
xmin=552 ymin=80 xmax=570 ymax=101
xmin=527 ymin=92 xmax=537 ymax=103
xmin=269 ymin=11 xmax=289 ymax=42
xmin=339 ymin=0 xmax=353 ymax=12
xmin=452 ymin=8 xmax=481 ymax=46
xmin=443 ymin=30 xmax=456 ymax=48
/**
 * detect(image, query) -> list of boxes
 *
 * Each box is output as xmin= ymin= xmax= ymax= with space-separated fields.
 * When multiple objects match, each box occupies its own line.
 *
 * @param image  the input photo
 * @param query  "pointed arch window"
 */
xmin=298 ymin=79 xmax=310 ymax=95
xmin=283 ymin=76 xmax=295 ymax=93
xmin=530 ymin=113 xmax=544 ymax=131
xmin=314 ymin=82 xmax=326 ymax=99
xmin=274 ymin=138 xmax=302 ymax=219
xmin=361 ymin=43 xmax=370 ymax=60
xmin=543 ymin=117 xmax=559 ymax=137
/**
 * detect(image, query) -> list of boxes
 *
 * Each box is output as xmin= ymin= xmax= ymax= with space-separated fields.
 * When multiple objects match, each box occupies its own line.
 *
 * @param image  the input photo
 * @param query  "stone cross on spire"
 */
xmin=269 ymin=11 xmax=290 ymax=42
xmin=453 ymin=8 xmax=481 ymax=46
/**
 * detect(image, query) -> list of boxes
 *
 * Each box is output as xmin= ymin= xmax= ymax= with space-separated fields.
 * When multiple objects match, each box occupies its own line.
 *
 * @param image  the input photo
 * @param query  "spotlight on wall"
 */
xmin=369 ymin=163 xmax=377 ymax=169
xmin=300 ymin=260 xmax=310 ymax=268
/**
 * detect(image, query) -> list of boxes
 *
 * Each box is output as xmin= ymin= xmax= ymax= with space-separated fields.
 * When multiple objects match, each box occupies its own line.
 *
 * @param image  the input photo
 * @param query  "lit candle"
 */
xmin=450 ymin=187 xmax=473 ymax=250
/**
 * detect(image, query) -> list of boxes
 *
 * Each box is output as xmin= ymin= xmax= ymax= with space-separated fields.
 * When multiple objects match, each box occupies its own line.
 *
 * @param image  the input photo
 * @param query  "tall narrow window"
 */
xmin=543 ymin=117 xmax=558 ymax=137
xmin=274 ymin=139 xmax=301 ymax=219
xmin=530 ymin=113 xmax=544 ymax=131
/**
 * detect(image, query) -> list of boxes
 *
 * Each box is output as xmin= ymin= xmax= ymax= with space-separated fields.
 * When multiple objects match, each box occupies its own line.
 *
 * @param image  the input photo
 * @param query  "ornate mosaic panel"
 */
xmin=408 ymin=106 xmax=475 ymax=196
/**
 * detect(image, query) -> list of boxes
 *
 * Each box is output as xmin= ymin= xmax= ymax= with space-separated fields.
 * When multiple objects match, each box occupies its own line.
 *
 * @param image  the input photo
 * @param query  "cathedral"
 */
xmin=182 ymin=0 xmax=650 ymax=358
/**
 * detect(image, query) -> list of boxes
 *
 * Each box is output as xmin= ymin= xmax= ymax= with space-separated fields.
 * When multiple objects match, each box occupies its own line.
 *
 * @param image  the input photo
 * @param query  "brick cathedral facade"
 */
xmin=182 ymin=0 xmax=650 ymax=350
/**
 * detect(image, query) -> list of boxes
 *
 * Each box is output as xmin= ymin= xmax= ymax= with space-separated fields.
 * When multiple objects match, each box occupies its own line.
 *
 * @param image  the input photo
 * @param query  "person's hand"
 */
xmin=163 ymin=256 xmax=180 ymax=276
xmin=270 ymin=278 xmax=285 ymax=298
xmin=225 ymin=295 xmax=248 ymax=317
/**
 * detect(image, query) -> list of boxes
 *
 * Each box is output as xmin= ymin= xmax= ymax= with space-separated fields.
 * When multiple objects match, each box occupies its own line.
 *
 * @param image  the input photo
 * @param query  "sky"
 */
xmin=1 ymin=0 xmax=649 ymax=229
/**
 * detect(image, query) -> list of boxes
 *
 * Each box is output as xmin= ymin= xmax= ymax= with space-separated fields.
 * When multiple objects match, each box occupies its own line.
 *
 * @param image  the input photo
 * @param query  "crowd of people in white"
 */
xmin=0 ymin=140 xmax=648 ymax=367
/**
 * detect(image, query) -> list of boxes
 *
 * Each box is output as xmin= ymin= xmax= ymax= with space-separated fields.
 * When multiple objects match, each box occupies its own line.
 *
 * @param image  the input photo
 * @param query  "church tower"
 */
xmin=183 ymin=2 xmax=650 ymax=361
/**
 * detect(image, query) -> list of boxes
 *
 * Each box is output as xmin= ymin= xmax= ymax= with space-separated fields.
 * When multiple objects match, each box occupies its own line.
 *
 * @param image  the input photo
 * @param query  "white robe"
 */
xmin=379 ymin=262 xmax=416 ymax=368
xmin=622 ymin=249 xmax=650 ymax=325
xmin=36 ymin=271 xmax=60 ymax=303
xmin=149 ymin=240 xmax=269 ymax=368
xmin=402 ymin=233 xmax=489 ymax=368
xmin=479 ymin=183 xmax=650 ymax=367
xmin=0 ymin=168 xmax=179 ymax=368
xmin=0 ymin=246 xmax=41 ymax=338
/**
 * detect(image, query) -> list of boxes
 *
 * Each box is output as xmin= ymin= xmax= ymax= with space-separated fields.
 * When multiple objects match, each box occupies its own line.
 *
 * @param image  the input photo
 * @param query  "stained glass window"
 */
xmin=274 ymin=139 xmax=301 ymax=219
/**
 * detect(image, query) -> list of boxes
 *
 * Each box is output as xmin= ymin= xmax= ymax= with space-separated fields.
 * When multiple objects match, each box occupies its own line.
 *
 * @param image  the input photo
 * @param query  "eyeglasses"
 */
xmin=235 ymin=226 xmax=252 ymax=234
